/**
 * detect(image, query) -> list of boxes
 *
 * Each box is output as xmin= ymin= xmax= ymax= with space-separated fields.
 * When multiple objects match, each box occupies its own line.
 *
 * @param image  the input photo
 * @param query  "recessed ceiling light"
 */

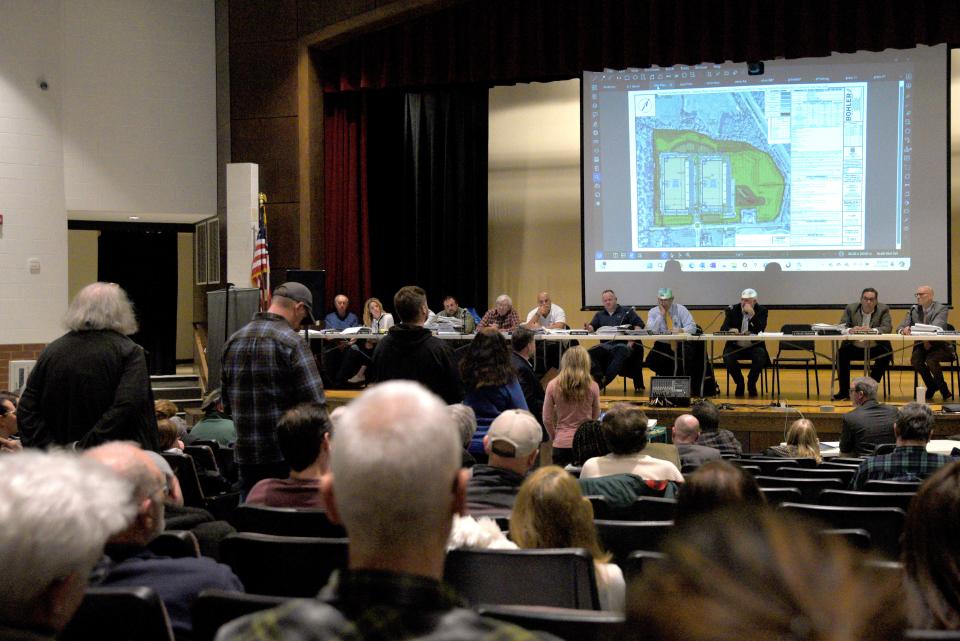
xmin=128 ymin=216 xmax=140 ymax=220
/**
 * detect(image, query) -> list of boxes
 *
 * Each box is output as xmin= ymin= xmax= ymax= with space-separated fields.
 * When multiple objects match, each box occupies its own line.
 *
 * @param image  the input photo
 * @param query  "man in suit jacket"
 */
xmin=839 ymin=376 xmax=900 ymax=456
xmin=671 ymin=414 xmax=721 ymax=469
xmin=720 ymin=288 xmax=769 ymax=398
xmin=510 ymin=327 xmax=545 ymax=430
xmin=898 ymin=285 xmax=953 ymax=401
xmin=833 ymin=288 xmax=893 ymax=400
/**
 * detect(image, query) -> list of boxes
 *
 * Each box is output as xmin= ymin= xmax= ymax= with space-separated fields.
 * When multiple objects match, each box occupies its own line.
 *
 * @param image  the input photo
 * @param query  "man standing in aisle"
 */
xmin=898 ymin=285 xmax=953 ymax=401
xmin=721 ymin=288 xmax=769 ymax=398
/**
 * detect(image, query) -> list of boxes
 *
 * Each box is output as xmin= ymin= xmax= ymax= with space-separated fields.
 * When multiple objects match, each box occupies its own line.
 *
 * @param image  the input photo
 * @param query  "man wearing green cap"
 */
xmin=645 ymin=288 xmax=697 ymax=376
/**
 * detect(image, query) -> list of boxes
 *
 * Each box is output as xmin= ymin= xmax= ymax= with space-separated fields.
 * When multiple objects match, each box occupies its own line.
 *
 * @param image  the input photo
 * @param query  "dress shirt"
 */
xmin=646 ymin=303 xmax=696 ymax=334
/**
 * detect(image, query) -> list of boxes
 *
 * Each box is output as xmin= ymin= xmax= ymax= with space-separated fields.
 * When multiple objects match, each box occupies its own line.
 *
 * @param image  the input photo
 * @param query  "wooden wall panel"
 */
xmin=263 ymin=202 xmax=302 ymax=273
xmin=231 ymin=116 xmax=300 ymax=204
xmin=229 ymin=40 xmax=299 ymax=120
xmin=229 ymin=0 xmax=298 ymax=43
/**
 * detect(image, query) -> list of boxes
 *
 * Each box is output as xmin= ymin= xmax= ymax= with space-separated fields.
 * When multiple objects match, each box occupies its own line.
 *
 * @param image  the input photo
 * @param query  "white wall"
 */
xmin=62 ymin=0 xmax=216 ymax=219
xmin=0 ymin=0 xmax=68 ymax=343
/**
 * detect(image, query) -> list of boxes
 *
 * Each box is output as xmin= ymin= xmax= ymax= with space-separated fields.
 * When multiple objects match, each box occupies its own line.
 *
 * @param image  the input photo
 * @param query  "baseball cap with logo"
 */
xmin=487 ymin=409 xmax=541 ymax=458
xmin=274 ymin=282 xmax=315 ymax=324
xmin=657 ymin=287 xmax=673 ymax=300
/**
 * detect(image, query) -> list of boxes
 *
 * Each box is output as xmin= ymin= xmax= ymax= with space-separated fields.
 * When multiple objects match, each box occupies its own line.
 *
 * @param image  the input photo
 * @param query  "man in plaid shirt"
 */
xmin=217 ymin=381 xmax=555 ymax=641
xmin=691 ymin=399 xmax=743 ymax=457
xmin=222 ymin=282 xmax=325 ymax=492
xmin=851 ymin=402 xmax=953 ymax=489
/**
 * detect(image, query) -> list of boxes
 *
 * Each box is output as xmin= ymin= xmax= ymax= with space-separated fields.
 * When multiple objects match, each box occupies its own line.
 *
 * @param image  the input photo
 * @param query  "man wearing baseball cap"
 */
xmin=466 ymin=409 xmax=541 ymax=512
xmin=645 ymin=287 xmax=697 ymax=377
xmin=720 ymin=288 xmax=769 ymax=398
xmin=221 ymin=282 xmax=325 ymax=491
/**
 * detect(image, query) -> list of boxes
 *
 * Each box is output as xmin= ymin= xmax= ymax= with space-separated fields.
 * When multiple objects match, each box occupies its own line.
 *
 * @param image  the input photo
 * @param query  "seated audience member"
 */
xmin=571 ymin=420 xmax=608 ymax=467
xmin=158 ymin=418 xmax=185 ymax=453
xmin=0 ymin=390 xmax=21 ymax=453
xmin=690 ymin=399 xmax=743 ymax=456
xmin=218 ymin=380 xmax=555 ymax=641
xmin=245 ymin=402 xmax=331 ymax=509
xmin=511 ymin=327 xmax=546 ymax=427
xmin=671 ymin=414 xmax=721 ymax=469
xmin=512 ymin=466 xmax=625 ymax=612
xmin=903 ymin=461 xmax=960 ymax=630
xmin=543 ymin=346 xmax=601 ymax=466
xmin=674 ymin=460 xmax=765 ymax=525
xmin=186 ymin=388 xmax=236 ymax=447
xmin=461 ymin=328 xmax=528 ymax=456
xmin=840 ymin=376 xmax=899 ymax=456
xmin=629 ymin=507 xmax=905 ymax=641
xmin=0 ymin=450 xmax=135 ymax=638
xmin=450 ymin=404 xmax=478 ymax=468
xmin=585 ymin=289 xmax=645 ymax=391
xmin=156 ymin=398 xmax=188 ymax=439
xmin=85 ymin=442 xmax=243 ymax=641
xmin=580 ymin=405 xmax=684 ymax=482
xmin=436 ymin=295 xmax=476 ymax=334
xmin=852 ymin=402 xmax=952 ymax=489
xmin=466 ymin=409 xmax=541 ymax=512
xmin=479 ymin=294 xmax=521 ymax=331
xmin=765 ymin=418 xmax=822 ymax=462
xmin=368 ymin=285 xmax=463 ymax=404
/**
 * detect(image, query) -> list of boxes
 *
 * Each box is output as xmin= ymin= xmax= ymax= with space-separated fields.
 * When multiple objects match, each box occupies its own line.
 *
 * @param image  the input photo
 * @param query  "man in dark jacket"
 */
xmin=510 ymin=327 xmax=545 ymax=428
xmin=840 ymin=376 xmax=899 ymax=456
xmin=466 ymin=409 xmax=540 ymax=512
xmin=19 ymin=282 xmax=160 ymax=451
xmin=368 ymin=286 xmax=463 ymax=404
xmin=720 ymin=287 xmax=769 ymax=398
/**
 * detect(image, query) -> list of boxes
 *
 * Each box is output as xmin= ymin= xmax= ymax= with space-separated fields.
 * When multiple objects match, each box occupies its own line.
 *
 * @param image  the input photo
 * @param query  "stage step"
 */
xmin=151 ymin=374 xmax=202 ymax=410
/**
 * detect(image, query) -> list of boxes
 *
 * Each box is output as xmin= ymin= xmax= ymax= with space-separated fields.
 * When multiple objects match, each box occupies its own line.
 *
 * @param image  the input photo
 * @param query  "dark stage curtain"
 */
xmin=365 ymin=87 xmax=488 ymax=313
xmin=320 ymin=0 xmax=960 ymax=92
xmin=323 ymin=92 xmax=372 ymax=314
xmin=98 ymin=228 xmax=178 ymax=375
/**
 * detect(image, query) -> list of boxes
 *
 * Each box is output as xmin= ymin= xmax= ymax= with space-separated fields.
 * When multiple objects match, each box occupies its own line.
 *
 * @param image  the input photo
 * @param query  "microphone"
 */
xmin=703 ymin=309 xmax=726 ymax=333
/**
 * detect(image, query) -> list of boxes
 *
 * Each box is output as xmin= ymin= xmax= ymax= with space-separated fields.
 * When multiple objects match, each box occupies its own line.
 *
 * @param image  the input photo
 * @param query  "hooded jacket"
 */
xmin=368 ymin=324 xmax=464 ymax=404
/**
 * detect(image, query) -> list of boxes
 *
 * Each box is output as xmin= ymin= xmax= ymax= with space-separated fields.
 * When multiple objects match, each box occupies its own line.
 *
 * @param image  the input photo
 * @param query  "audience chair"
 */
xmin=161 ymin=452 xmax=240 ymax=520
xmin=758 ymin=486 xmax=803 ymax=505
xmin=819 ymin=528 xmax=872 ymax=550
xmin=192 ymin=590 xmax=288 ymax=641
xmin=478 ymin=605 xmax=626 ymax=641
xmin=621 ymin=550 xmax=667 ymax=585
xmin=445 ymin=548 xmax=600 ymax=610
xmin=832 ymin=456 xmax=866 ymax=465
xmin=593 ymin=520 xmax=674 ymax=563
xmin=862 ymin=559 xmax=904 ymax=588
xmin=588 ymin=496 xmax=677 ymax=521
xmin=148 ymin=530 xmax=201 ymax=558
xmin=818 ymin=489 xmax=915 ymax=511
xmin=730 ymin=458 xmax=815 ymax=475
xmin=780 ymin=503 xmax=905 ymax=558
xmin=754 ymin=476 xmax=844 ymax=503
xmin=773 ymin=324 xmax=821 ymax=399
xmin=775 ymin=466 xmax=857 ymax=486
xmin=873 ymin=443 xmax=896 ymax=455
xmin=188 ymin=438 xmax=220 ymax=450
xmin=819 ymin=461 xmax=863 ymax=471
xmin=230 ymin=504 xmax=347 ymax=538
xmin=184 ymin=444 xmax=219 ymax=474
xmin=61 ymin=586 xmax=175 ymax=641
xmin=219 ymin=533 xmax=349 ymax=597
xmin=904 ymin=630 xmax=960 ymax=640
xmin=864 ymin=479 xmax=923 ymax=493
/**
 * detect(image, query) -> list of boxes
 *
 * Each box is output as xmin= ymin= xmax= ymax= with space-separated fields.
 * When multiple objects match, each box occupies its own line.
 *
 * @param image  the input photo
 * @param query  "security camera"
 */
xmin=38 ymin=79 xmax=49 ymax=91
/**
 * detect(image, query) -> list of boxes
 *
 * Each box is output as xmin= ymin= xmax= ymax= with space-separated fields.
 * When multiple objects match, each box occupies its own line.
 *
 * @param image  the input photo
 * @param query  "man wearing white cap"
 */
xmin=466 ymin=409 xmax=541 ymax=512
xmin=645 ymin=287 xmax=697 ymax=377
xmin=720 ymin=288 xmax=769 ymax=398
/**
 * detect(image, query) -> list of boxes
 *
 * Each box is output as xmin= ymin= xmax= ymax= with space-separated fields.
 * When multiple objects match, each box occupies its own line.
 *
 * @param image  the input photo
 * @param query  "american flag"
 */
xmin=251 ymin=213 xmax=270 ymax=311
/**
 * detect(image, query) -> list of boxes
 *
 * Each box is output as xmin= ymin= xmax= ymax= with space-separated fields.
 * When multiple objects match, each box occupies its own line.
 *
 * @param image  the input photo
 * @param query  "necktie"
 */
xmin=665 ymin=310 xmax=672 ymax=331
xmin=919 ymin=307 xmax=925 ymax=323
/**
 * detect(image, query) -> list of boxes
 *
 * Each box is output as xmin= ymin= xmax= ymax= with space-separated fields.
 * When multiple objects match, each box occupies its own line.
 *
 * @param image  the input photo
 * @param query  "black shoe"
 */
xmin=943 ymin=389 xmax=954 ymax=402
xmin=832 ymin=392 xmax=849 ymax=401
xmin=926 ymin=387 xmax=937 ymax=401
xmin=748 ymin=386 xmax=759 ymax=398
xmin=734 ymin=386 xmax=745 ymax=398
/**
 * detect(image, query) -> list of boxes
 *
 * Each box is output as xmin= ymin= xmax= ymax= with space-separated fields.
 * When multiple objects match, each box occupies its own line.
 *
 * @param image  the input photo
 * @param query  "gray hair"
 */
xmin=85 ymin=441 xmax=164 ymax=500
xmin=852 ymin=376 xmax=878 ymax=400
xmin=495 ymin=294 xmax=512 ymax=306
xmin=0 ymin=450 xmax=136 ymax=622
xmin=331 ymin=381 xmax=460 ymax=552
xmin=64 ymin=282 xmax=138 ymax=335
xmin=897 ymin=402 xmax=936 ymax=441
xmin=449 ymin=404 xmax=477 ymax=448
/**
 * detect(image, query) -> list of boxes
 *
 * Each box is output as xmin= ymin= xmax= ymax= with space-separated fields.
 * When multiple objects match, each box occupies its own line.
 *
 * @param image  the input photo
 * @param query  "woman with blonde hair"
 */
xmin=764 ymin=418 xmax=822 ymax=463
xmin=362 ymin=297 xmax=394 ymax=333
xmin=512 ymin=466 xmax=625 ymax=612
xmin=339 ymin=297 xmax=396 ymax=386
xmin=543 ymin=346 xmax=600 ymax=466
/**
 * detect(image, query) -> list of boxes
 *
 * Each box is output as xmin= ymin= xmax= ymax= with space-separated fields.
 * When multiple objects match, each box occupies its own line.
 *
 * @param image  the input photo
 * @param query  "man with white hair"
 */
xmin=218 ymin=381 xmax=552 ymax=641
xmin=671 ymin=414 xmax=721 ymax=469
xmin=0 ymin=450 xmax=136 ymax=637
xmin=87 ymin=442 xmax=243 ymax=641
xmin=479 ymin=294 xmax=521 ymax=331
xmin=19 ymin=282 xmax=160 ymax=450
xmin=720 ymin=288 xmax=769 ymax=398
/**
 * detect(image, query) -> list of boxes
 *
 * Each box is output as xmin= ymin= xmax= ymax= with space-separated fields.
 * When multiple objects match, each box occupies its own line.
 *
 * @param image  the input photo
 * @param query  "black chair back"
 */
xmin=230 ymin=504 xmax=347 ymax=538
xmin=445 ymin=548 xmax=600 ymax=610
xmin=818 ymin=461 xmax=862 ymax=471
xmin=478 ymin=605 xmax=625 ymax=641
xmin=62 ymin=586 xmax=174 ymax=641
xmin=864 ymin=479 xmax=922 ymax=493
xmin=621 ymin=550 xmax=667 ymax=585
xmin=219 ymin=533 xmax=349 ymax=597
xmin=832 ymin=457 xmax=866 ymax=465
xmin=192 ymin=590 xmax=288 ymax=641
xmin=148 ymin=530 xmax=201 ymax=558
xmin=776 ymin=466 xmax=856 ymax=486
xmin=873 ymin=443 xmax=896 ymax=455
xmin=755 ymin=476 xmax=844 ymax=503
xmin=184 ymin=444 xmax=219 ymax=473
xmin=730 ymin=457 xmax=815 ymax=475
xmin=780 ymin=503 xmax=905 ymax=558
xmin=588 ymin=496 xmax=677 ymax=521
xmin=778 ymin=324 xmax=817 ymax=354
xmin=818 ymin=489 xmax=915 ymax=511
xmin=819 ymin=528 xmax=871 ymax=550
xmin=759 ymin=486 xmax=803 ymax=505
xmin=189 ymin=438 xmax=220 ymax=450
xmin=593 ymin=520 xmax=673 ymax=562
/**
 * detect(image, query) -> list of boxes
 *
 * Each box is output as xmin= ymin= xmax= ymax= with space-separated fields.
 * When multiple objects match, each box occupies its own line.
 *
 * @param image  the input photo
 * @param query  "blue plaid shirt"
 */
xmin=221 ymin=312 xmax=325 ymax=465
xmin=851 ymin=445 xmax=953 ymax=489
xmin=696 ymin=429 xmax=743 ymax=457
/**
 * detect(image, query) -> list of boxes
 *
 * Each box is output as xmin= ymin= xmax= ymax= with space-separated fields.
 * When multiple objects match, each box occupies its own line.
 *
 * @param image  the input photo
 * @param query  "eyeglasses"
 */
xmin=861 ymin=296 xmax=876 ymax=302
xmin=915 ymin=292 xmax=928 ymax=297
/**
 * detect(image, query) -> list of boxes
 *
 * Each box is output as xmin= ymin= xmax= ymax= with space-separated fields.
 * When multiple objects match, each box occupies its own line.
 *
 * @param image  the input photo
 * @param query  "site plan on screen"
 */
xmin=628 ymin=84 xmax=868 ymax=255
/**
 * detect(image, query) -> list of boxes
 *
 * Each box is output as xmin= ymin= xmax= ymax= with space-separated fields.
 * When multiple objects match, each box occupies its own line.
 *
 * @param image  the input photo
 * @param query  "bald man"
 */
xmin=898 ymin=285 xmax=954 ymax=401
xmin=671 ymin=414 xmax=721 ymax=469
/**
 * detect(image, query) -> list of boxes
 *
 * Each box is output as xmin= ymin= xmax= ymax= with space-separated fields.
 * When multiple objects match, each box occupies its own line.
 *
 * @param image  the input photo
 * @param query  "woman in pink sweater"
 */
xmin=544 ymin=346 xmax=601 ymax=466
